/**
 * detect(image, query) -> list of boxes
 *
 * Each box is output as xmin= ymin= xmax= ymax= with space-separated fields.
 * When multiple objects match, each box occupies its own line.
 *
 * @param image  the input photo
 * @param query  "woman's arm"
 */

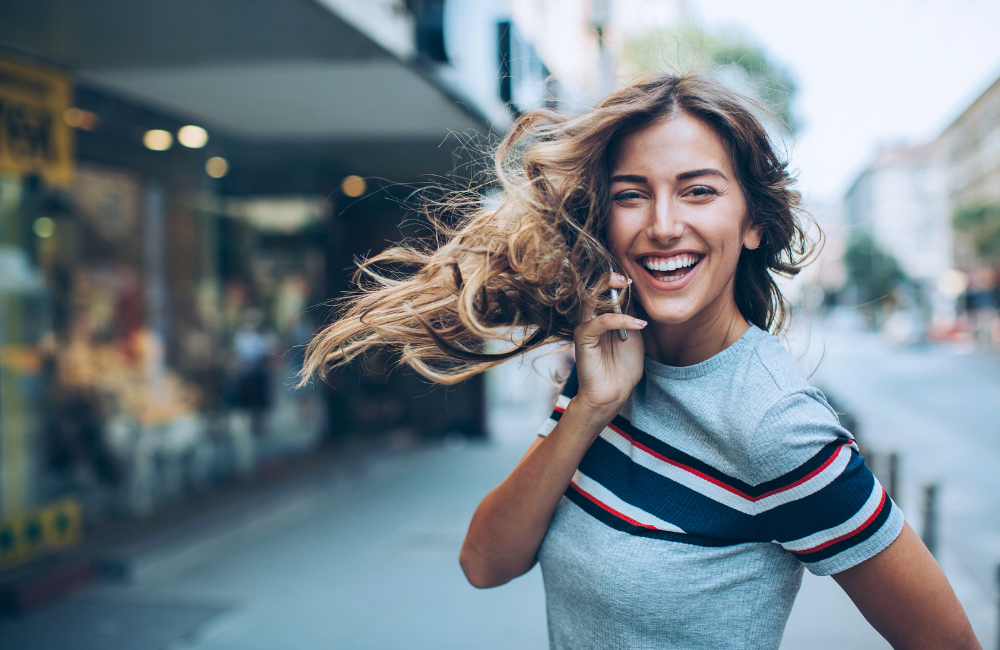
xmin=833 ymin=522 xmax=981 ymax=649
xmin=458 ymin=401 xmax=616 ymax=588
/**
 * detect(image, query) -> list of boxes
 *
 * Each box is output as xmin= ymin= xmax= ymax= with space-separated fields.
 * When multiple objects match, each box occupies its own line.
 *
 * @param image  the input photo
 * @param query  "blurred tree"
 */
xmin=953 ymin=203 xmax=1000 ymax=264
xmin=843 ymin=233 xmax=905 ymax=312
xmin=620 ymin=26 xmax=799 ymax=134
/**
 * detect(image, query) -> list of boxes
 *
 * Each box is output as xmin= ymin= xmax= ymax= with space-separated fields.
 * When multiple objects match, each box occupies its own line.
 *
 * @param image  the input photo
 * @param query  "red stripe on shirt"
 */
xmin=791 ymin=489 xmax=887 ymax=555
xmin=550 ymin=408 xmax=849 ymax=503
xmin=753 ymin=445 xmax=849 ymax=501
xmin=608 ymin=423 xmax=758 ymax=500
xmin=608 ymin=422 xmax=850 ymax=503
xmin=568 ymin=482 xmax=658 ymax=530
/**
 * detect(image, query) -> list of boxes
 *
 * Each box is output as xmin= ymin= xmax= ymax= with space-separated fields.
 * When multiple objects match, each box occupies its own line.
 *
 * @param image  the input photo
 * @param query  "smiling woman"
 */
xmin=299 ymin=73 xmax=980 ymax=650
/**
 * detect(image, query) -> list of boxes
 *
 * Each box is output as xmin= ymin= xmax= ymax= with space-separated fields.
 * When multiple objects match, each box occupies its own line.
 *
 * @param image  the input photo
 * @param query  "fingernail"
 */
xmin=615 ymin=274 xmax=626 ymax=283
xmin=633 ymin=318 xmax=647 ymax=326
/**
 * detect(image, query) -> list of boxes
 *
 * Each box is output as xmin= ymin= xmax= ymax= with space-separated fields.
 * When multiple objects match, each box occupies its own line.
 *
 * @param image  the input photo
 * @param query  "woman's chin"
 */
xmin=638 ymin=304 xmax=697 ymax=327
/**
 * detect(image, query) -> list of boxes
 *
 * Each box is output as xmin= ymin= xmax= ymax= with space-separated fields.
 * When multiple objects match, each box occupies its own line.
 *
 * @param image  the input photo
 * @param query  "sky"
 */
xmin=687 ymin=0 xmax=1000 ymax=205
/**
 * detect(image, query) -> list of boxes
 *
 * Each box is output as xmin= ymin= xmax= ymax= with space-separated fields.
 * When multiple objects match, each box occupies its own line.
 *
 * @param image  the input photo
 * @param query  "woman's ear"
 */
xmin=743 ymin=227 xmax=762 ymax=251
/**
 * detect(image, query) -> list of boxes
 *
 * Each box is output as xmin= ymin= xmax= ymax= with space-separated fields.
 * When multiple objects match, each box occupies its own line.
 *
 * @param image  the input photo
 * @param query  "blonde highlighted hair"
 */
xmin=300 ymin=73 xmax=815 ymax=385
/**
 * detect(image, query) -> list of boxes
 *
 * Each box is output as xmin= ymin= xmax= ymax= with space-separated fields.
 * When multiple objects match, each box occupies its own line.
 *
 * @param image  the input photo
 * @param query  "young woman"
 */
xmin=301 ymin=74 xmax=980 ymax=649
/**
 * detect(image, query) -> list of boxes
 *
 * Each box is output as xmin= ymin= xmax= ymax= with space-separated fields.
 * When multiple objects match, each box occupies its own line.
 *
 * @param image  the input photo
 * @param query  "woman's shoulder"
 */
xmin=695 ymin=326 xmax=820 ymax=430
xmin=719 ymin=328 xmax=850 ymax=479
xmin=737 ymin=332 xmax=852 ymax=482
xmin=744 ymin=328 xmax=814 ymax=394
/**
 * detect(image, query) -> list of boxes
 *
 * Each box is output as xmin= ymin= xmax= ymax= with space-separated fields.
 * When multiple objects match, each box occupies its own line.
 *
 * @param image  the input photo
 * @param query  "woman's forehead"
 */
xmin=612 ymin=114 xmax=732 ymax=178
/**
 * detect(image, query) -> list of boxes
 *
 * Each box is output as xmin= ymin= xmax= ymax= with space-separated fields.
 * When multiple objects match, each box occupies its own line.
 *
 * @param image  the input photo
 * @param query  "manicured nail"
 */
xmin=633 ymin=318 xmax=647 ymax=326
xmin=615 ymin=274 xmax=626 ymax=283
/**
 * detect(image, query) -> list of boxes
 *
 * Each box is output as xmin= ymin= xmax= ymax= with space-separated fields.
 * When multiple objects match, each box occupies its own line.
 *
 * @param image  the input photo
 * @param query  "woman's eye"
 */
xmin=687 ymin=186 xmax=717 ymax=198
xmin=613 ymin=191 xmax=643 ymax=202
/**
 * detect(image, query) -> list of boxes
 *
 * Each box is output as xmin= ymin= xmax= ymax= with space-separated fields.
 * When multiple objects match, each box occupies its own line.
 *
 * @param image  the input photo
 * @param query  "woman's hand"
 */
xmin=572 ymin=273 xmax=647 ymax=420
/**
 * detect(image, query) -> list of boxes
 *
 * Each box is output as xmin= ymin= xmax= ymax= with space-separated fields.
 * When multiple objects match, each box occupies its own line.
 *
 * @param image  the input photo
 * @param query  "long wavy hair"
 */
xmin=299 ymin=73 xmax=816 ymax=385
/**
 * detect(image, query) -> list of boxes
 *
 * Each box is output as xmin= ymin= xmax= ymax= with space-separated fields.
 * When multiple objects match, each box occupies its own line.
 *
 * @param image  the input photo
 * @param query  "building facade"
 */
xmin=844 ymin=144 xmax=952 ymax=287
xmin=0 ymin=0 xmax=559 ymax=567
xmin=935 ymin=73 xmax=1000 ymax=345
xmin=938 ymin=75 xmax=1000 ymax=220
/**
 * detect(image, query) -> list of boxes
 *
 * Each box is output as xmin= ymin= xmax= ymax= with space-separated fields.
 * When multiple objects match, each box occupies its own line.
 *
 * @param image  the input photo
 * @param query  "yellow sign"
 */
xmin=0 ymin=56 xmax=74 ymax=185
xmin=0 ymin=497 xmax=82 ymax=568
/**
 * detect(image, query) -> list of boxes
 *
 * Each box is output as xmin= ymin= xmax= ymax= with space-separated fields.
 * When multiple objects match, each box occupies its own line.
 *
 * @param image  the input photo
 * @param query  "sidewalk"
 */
xmin=0 ymin=440 xmax=549 ymax=650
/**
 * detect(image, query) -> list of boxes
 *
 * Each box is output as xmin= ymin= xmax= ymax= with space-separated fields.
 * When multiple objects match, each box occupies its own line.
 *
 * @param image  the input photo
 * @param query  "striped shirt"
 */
xmin=535 ymin=325 xmax=903 ymax=649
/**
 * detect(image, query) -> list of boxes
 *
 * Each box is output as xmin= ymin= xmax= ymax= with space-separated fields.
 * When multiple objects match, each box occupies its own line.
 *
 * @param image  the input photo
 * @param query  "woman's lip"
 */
xmin=635 ymin=250 xmax=705 ymax=261
xmin=635 ymin=256 xmax=703 ymax=291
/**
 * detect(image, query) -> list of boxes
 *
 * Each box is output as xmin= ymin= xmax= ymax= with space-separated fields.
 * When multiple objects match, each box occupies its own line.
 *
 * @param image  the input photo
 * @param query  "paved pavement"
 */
xmin=1 ymin=324 xmax=996 ymax=649
xmin=0 ymin=441 xmax=549 ymax=650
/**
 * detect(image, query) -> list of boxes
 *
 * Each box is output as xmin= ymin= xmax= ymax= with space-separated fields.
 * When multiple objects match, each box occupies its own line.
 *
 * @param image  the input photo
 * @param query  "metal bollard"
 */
xmin=888 ymin=452 xmax=900 ymax=507
xmin=996 ymin=564 xmax=1000 ymax=650
xmin=922 ymin=483 xmax=938 ymax=557
xmin=889 ymin=451 xmax=902 ymax=507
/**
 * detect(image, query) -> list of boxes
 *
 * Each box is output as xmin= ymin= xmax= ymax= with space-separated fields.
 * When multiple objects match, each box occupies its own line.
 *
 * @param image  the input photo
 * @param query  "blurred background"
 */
xmin=0 ymin=1 xmax=998 ymax=648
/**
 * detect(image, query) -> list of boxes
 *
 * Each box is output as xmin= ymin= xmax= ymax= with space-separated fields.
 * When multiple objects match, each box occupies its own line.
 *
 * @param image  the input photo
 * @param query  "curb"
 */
xmin=0 ymin=555 xmax=95 ymax=615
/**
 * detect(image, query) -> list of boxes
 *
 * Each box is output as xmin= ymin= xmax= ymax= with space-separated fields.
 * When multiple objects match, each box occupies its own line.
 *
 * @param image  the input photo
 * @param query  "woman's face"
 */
xmin=606 ymin=112 xmax=759 ymax=327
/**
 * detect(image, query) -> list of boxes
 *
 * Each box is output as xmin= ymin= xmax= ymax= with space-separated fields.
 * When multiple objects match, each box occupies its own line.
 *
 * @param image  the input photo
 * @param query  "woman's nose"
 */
xmin=647 ymin=195 xmax=684 ymax=242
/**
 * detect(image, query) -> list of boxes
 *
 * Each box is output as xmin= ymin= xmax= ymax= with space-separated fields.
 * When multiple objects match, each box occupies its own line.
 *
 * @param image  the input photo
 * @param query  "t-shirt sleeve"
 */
xmin=750 ymin=389 xmax=905 ymax=576
xmin=537 ymin=365 xmax=579 ymax=437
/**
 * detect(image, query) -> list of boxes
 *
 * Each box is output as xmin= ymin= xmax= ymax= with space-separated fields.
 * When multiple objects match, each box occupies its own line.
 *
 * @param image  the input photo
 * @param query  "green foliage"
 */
xmin=843 ymin=233 xmax=905 ymax=307
xmin=953 ymin=203 xmax=1000 ymax=264
xmin=619 ymin=26 xmax=799 ymax=134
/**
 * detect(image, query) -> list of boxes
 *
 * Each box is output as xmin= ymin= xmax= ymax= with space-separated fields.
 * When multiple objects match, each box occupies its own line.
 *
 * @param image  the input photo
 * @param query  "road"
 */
xmin=1 ymin=324 xmax=996 ymax=649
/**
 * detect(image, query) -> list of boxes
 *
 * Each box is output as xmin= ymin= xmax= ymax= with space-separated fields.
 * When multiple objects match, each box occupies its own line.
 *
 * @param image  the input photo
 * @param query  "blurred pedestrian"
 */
xmin=300 ymin=74 xmax=980 ymax=649
xmin=230 ymin=307 xmax=275 ymax=437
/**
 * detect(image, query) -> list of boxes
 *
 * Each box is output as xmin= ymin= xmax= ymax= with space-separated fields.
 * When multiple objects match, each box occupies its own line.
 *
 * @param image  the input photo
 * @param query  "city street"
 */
xmin=1 ymin=325 xmax=997 ymax=649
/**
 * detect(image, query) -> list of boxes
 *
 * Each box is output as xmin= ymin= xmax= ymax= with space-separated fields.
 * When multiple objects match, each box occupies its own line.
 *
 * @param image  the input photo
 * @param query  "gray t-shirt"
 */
xmin=535 ymin=325 xmax=903 ymax=649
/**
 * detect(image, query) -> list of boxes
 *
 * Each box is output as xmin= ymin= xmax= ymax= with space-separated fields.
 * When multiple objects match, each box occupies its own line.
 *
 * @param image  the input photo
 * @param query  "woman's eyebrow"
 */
xmin=676 ymin=168 xmax=727 ymax=181
xmin=610 ymin=174 xmax=647 ymax=183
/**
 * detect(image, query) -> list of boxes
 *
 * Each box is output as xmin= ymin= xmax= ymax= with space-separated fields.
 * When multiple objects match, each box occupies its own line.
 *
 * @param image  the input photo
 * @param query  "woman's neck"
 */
xmin=641 ymin=291 xmax=751 ymax=367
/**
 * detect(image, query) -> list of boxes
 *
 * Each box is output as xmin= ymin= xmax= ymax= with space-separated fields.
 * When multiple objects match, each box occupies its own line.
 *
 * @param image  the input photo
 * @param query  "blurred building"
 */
xmin=0 ymin=0 xmax=582 ymax=564
xmin=844 ymin=144 xmax=952 ymax=285
xmin=935 ymin=72 xmax=1000 ymax=344
xmin=938 ymin=74 xmax=1000 ymax=219
xmin=843 ymin=143 xmax=953 ymax=327
xmin=507 ymin=0 xmax=688 ymax=106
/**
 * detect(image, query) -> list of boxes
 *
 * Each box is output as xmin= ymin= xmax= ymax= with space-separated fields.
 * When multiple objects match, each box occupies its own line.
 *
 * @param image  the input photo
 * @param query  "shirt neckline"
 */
xmin=643 ymin=324 xmax=765 ymax=380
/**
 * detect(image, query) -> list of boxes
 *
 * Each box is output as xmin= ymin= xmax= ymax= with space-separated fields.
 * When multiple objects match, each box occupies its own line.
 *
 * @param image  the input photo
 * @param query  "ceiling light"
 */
xmin=63 ymin=108 xmax=99 ymax=131
xmin=178 ymin=125 xmax=208 ymax=148
xmin=33 ymin=217 xmax=55 ymax=238
xmin=206 ymin=157 xmax=229 ymax=178
xmin=143 ymin=129 xmax=173 ymax=151
xmin=341 ymin=175 xmax=366 ymax=197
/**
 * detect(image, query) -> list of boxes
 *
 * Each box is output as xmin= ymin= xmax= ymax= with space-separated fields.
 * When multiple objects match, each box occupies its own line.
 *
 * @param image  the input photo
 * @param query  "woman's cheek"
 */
xmin=606 ymin=210 xmax=633 ymax=259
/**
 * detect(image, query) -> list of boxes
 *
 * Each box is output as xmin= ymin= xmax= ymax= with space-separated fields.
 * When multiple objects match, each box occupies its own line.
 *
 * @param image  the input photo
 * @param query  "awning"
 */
xmin=0 ymin=0 xmax=493 ymax=181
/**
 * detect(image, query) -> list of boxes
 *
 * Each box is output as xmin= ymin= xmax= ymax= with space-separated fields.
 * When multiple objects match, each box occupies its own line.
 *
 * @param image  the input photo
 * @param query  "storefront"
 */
xmin=0 ymin=52 xmax=485 ymax=554
xmin=0 ymin=0 xmax=496 ymax=570
xmin=0 ymin=56 xmax=339 ymax=539
xmin=0 ymin=54 xmax=82 ymax=564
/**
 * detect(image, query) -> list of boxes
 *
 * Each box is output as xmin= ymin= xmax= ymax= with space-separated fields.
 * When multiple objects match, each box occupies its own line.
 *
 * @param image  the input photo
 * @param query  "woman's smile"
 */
xmin=635 ymin=251 xmax=705 ymax=289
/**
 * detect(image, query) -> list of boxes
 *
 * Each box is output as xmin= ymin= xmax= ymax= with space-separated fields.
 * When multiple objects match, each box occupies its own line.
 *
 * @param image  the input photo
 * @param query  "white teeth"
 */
xmin=641 ymin=254 xmax=700 ymax=273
